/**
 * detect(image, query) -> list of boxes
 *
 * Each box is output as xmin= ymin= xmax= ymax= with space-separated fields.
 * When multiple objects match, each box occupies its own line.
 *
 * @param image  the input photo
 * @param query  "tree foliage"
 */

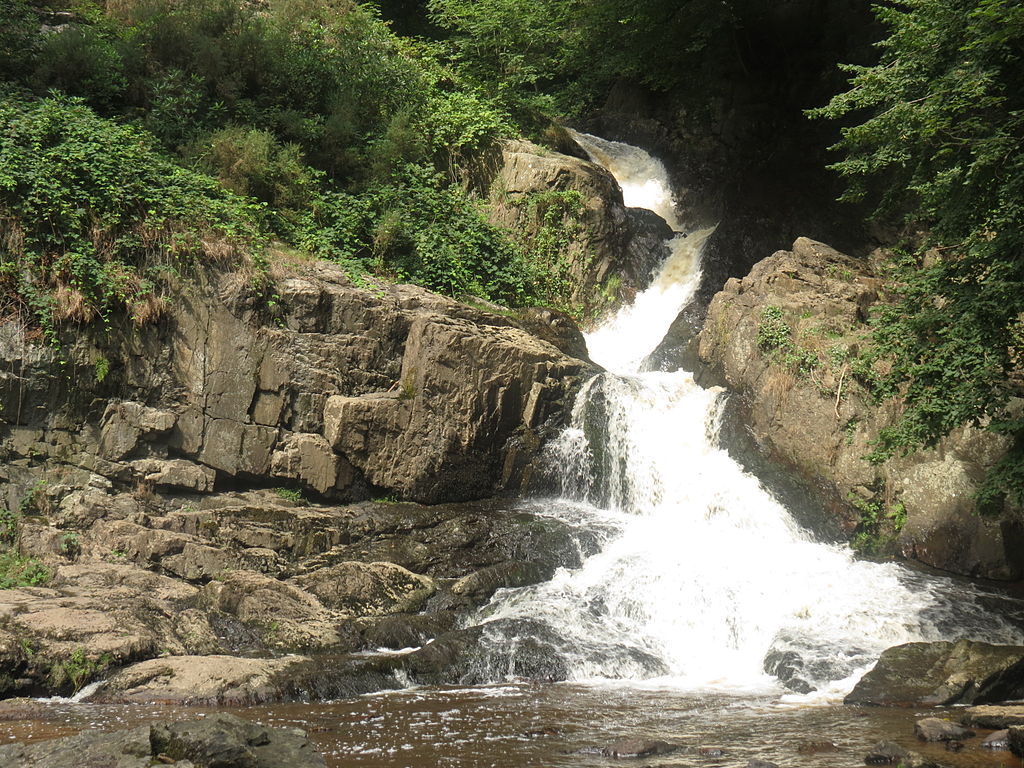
xmin=425 ymin=0 xmax=738 ymax=117
xmin=0 ymin=0 xmax=569 ymax=330
xmin=0 ymin=94 xmax=263 ymax=339
xmin=812 ymin=0 xmax=1024 ymax=505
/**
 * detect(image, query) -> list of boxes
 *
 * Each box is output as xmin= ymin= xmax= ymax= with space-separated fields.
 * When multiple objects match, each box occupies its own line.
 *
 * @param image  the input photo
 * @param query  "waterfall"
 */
xmin=474 ymin=132 xmax=1020 ymax=696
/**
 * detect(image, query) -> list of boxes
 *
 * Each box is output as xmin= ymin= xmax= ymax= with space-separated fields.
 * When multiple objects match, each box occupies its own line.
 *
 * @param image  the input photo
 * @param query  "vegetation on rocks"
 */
xmin=811 ymin=0 xmax=1024 ymax=507
xmin=0 ymin=0 xmax=588 ymax=341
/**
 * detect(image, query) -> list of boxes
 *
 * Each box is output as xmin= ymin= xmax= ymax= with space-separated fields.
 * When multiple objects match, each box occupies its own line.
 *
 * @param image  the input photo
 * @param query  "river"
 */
xmin=1 ymin=134 xmax=1021 ymax=767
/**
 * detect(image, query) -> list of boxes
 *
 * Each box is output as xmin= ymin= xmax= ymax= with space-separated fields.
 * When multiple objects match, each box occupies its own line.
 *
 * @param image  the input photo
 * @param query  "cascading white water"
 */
xmin=475 ymin=132 xmax=1021 ymax=696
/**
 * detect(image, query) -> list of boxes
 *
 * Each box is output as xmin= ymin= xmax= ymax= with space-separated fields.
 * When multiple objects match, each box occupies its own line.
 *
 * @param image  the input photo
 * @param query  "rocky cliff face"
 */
xmin=696 ymin=237 xmax=1023 ymax=580
xmin=1 ymin=261 xmax=594 ymax=508
xmin=486 ymin=140 xmax=672 ymax=319
xmin=0 ymin=257 xmax=601 ymax=697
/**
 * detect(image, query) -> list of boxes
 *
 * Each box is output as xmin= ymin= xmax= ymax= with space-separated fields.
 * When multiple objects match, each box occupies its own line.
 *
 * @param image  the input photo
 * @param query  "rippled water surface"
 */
xmin=0 ymin=684 xmax=1015 ymax=768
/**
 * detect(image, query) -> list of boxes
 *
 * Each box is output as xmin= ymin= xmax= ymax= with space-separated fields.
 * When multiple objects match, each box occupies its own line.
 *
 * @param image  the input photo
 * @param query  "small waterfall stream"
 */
xmin=473 ymin=133 xmax=1021 ymax=697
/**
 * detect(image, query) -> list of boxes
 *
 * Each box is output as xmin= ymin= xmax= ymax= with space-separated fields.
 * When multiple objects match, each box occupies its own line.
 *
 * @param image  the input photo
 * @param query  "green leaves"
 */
xmin=0 ymin=94 xmax=263 ymax=339
xmin=814 ymin=0 xmax=1024 ymax=505
xmin=298 ymin=163 xmax=531 ymax=305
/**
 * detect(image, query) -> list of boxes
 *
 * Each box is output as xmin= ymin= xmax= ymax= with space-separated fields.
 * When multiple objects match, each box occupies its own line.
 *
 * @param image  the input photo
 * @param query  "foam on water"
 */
xmin=475 ymin=132 xmax=1021 ymax=696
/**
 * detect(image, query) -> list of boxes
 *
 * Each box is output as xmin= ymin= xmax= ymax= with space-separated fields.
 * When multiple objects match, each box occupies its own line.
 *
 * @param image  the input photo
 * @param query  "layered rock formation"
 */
xmin=695 ymin=237 xmax=1023 ymax=579
xmin=0 ymin=249 xmax=603 ymax=697
xmin=1 ymin=261 xmax=594 ymax=508
xmin=0 ymin=490 xmax=596 ymax=697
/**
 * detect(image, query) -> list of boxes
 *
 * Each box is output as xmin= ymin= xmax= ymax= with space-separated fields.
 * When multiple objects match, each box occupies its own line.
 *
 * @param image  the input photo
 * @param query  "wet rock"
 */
xmin=745 ymin=761 xmax=779 ymax=768
xmin=845 ymin=640 xmax=1024 ymax=706
xmin=600 ymin=739 xmax=679 ymax=758
xmin=695 ymin=237 xmax=1023 ymax=577
xmin=982 ymin=729 xmax=1010 ymax=750
xmin=290 ymin=561 xmax=435 ymax=617
xmin=864 ymin=740 xmax=942 ymax=767
xmin=86 ymin=655 xmax=310 ymax=705
xmin=962 ymin=704 xmax=1024 ymax=729
xmin=0 ymin=713 xmax=326 ymax=767
xmin=150 ymin=712 xmax=326 ymax=767
xmin=360 ymin=612 xmax=457 ymax=650
xmin=451 ymin=561 xmax=553 ymax=604
xmin=698 ymin=746 xmax=725 ymax=756
xmin=763 ymin=648 xmax=814 ymax=694
xmin=401 ymin=620 xmax=570 ymax=685
xmin=915 ymin=718 xmax=976 ymax=742
xmin=1009 ymin=725 xmax=1024 ymax=756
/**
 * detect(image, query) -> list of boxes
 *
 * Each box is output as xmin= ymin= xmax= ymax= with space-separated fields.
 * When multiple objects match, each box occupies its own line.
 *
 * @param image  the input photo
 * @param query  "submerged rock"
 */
xmin=914 ymin=718 xmax=975 ymax=743
xmin=982 ymin=729 xmax=1010 ymax=750
xmin=864 ymin=740 xmax=942 ymax=767
xmin=0 ymin=712 xmax=326 ymax=767
xmin=845 ymin=639 xmax=1024 ymax=706
xmin=599 ymin=739 xmax=679 ymax=758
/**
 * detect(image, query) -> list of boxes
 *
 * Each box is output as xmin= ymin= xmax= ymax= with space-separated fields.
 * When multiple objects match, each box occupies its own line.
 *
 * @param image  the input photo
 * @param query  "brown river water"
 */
xmin=0 ymin=683 xmax=1014 ymax=767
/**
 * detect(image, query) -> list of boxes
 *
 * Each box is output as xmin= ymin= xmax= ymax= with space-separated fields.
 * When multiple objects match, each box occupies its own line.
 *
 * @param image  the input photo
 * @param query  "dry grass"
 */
xmin=129 ymin=293 xmax=169 ymax=326
xmin=52 ymin=286 xmax=96 ymax=324
xmin=763 ymin=365 xmax=797 ymax=403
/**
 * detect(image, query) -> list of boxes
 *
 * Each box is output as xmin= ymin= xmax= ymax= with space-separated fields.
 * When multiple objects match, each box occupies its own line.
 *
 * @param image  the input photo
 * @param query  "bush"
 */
xmin=813 ymin=0 xmax=1024 ymax=505
xmin=299 ymin=164 xmax=531 ymax=304
xmin=0 ymin=94 xmax=264 ymax=339
xmin=0 ymin=552 xmax=52 ymax=590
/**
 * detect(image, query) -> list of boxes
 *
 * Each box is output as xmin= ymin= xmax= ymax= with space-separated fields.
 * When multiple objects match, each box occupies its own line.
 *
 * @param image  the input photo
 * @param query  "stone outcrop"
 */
xmin=0 ymin=490 xmax=594 ymax=697
xmin=696 ymin=237 xmax=1023 ymax=578
xmin=0 ymin=262 xmax=595 ymax=507
xmin=0 ymin=712 xmax=326 ymax=767
xmin=962 ymin=705 xmax=1024 ymax=729
xmin=845 ymin=640 xmax=1024 ymax=706
xmin=487 ymin=140 xmax=672 ymax=317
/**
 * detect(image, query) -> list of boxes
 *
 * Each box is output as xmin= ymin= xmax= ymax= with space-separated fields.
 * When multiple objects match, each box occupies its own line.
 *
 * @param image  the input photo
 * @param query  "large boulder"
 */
xmin=845 ymin=640 xmax=1024 ymax=706
xmin=486 ymin=140 xmax=672 ymax=316
xmin=0 ymin=713 xmax=326 ymax=767
xmin=86 ymin=655 xmax=310 ymax=706
xmin=695 ymin=237 xmax=1023 ymax=577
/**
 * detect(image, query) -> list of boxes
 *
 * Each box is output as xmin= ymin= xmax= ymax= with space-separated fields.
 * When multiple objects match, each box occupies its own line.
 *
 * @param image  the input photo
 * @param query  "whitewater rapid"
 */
xmin=474 ymin=132 xmax=1020 ymax=697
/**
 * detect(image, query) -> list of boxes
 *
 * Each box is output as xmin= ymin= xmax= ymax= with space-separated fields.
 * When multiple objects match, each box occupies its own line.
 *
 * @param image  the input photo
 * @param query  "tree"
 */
xmin=811 ymin=0 xmax=1024 ymax=505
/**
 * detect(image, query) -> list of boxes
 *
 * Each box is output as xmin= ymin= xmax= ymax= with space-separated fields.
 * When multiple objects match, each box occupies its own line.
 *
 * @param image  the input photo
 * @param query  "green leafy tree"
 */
xmin=811 ymin=0 xmax=1024 ymax=505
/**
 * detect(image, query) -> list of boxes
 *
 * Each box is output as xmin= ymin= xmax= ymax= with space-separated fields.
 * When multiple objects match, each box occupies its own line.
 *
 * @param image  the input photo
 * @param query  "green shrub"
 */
xmin=299 ymin=164 xmax=532 ymax=305
xmin=0 ymin=552 xmax=52 ymax=590
xmin=274 ymin=487 xmax=304 ymax=503
xmin=812 ymin=0 xmax=1024 ymax=506
xmin=0 ymin=94 xmax=264 ymax=340
xmin=757 ymin=306 xmax=792 ymax=352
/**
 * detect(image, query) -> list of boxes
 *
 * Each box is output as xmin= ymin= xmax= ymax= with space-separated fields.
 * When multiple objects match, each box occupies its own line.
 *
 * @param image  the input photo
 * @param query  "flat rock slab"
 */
xmin=845 ymin=640 xmax=1024 ymax=706
xmin=86 ymin=655 xmax=310 ymax=706
xmin=915 ymin=717 xmax=975 ymax=742
xmin=0 ymin=712 xmax=325 ymax=767
xmin=962 ymin=705 xmax=1024 ymax=729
